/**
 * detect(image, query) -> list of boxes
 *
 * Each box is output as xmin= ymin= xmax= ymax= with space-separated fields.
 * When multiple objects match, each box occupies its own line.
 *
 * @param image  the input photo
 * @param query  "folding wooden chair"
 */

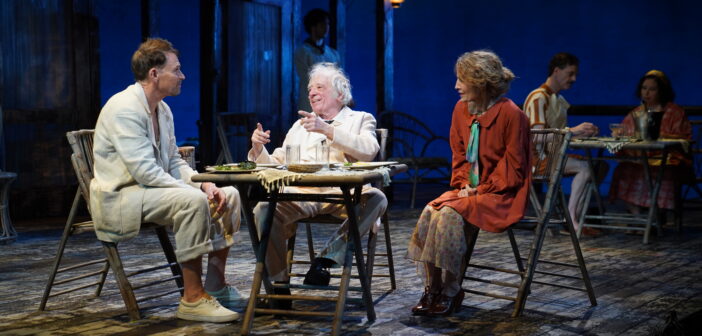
xmin=288 ymin=128 xmax=396 ymax=290
xmin=39 ymin=129 xmax=189 ymax=320
xmin=460 ymin=128 xmax=597 ymax=317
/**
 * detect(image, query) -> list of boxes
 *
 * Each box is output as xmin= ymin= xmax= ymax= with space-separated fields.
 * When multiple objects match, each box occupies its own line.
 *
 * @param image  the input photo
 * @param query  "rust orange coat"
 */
xmin=430 ymin=98 xmax=531 ymax=233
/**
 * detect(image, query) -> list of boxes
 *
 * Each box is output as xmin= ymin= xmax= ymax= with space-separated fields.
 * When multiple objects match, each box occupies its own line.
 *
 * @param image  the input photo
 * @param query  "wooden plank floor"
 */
xmin=1 ymin=197 xmax=702 ymax=335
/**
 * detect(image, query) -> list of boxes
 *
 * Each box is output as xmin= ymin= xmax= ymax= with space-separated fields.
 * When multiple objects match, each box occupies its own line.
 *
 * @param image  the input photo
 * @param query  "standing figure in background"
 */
xmin=523 ymin=52 xmax=600 ymax=234
xmin=294 ymin=8 xmax=341 ymax=113
xmin=406 ymin=50 xmax=531 ymax=317
xmin=609 ymin=70 xmax=692 ymax=217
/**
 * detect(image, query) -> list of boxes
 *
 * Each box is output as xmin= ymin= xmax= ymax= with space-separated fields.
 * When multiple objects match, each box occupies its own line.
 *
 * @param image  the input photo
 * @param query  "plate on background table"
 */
xmin=205 ymin=166 xmax=267 ymax=173
xmin=333 ymin=161 xmax=398 ymax=170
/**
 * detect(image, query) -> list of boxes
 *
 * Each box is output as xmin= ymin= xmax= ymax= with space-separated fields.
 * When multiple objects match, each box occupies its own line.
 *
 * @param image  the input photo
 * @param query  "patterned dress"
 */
xmin=407 ymin=98 xmax=531 ymax=278
xmin=609 ymin=102 xmax=693 ymax=209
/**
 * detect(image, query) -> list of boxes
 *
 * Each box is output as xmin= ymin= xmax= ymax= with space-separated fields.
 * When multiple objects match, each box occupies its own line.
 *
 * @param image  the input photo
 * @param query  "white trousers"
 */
xmin=142 ymin=186 xmax=241 ymax=263
xmin=253 ymin=186 xmax=387 ymax=282
xmin=564 ymin=157 xmax=591 ymax=229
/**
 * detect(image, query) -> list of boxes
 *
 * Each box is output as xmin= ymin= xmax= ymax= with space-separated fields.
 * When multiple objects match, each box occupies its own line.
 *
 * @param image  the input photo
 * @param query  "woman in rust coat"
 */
xmin=406 ymin=50 xmax=532 ymax=317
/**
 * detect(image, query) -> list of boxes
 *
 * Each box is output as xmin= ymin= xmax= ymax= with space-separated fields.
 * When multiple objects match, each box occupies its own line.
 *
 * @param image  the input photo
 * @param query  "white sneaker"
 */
xmin=206 ymin=284 xmax=248 ymax=309
xmin=176 ymin=294 xmax=240 ymax=323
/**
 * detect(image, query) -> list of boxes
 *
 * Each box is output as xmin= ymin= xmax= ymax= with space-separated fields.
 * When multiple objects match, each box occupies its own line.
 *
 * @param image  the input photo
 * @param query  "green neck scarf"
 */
xmin=466 ymin=120 xmax=480 ymax=187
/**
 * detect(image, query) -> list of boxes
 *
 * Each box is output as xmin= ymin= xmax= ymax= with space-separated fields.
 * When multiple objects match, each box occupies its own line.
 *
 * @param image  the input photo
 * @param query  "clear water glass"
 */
xmin=285 ymin=144 xmax=300 ymax=166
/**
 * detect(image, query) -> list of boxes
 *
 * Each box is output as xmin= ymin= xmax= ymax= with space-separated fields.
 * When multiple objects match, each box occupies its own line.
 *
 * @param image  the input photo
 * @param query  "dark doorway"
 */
xmin=201 ymin=0 xmax=295 ymax=164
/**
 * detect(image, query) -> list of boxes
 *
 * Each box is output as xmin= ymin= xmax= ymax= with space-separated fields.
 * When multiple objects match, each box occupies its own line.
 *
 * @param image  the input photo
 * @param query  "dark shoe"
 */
xmin=411 ymin=286 xmax=438 ymax=316
xmin=303 ymin=258 xmax=332 ymax=286
xmin=427 ymin=290 xmax=464 ymax=317
xmin=271 ymin=283 xmax=292 ymax=310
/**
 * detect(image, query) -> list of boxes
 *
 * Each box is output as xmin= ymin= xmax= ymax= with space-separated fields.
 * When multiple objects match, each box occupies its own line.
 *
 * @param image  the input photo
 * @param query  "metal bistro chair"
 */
xmin=288 ymin=128 xmax=396 ymax=290
xmin=378 ymin=111 xmax=451 ymax=208
xmin=39 ymin=129 xmax=191 ymax=320
xmin=460 ymin=128 xmax=597 ymax=317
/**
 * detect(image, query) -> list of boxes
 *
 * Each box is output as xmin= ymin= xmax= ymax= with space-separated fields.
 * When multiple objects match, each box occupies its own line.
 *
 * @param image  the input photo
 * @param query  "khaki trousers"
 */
xmin=253 ymin=186 xmax=387 ymax=282
xmin=142 ymin=186 xmax=241 ymax=262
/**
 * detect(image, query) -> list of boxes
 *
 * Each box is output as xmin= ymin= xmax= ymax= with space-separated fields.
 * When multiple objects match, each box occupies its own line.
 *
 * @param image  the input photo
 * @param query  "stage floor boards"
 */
xmin=2 ymin=190 xmax=702 ymax=335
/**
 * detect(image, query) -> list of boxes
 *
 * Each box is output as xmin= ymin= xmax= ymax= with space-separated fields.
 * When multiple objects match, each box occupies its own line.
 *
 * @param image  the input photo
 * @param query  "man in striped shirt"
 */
xmin=523 ymin=53 xmax=599 ymax=234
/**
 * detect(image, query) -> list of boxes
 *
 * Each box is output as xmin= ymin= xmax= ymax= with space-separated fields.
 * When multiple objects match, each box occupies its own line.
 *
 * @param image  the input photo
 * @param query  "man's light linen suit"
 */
xmin=90 ymin=83 xmax=241 ymax=262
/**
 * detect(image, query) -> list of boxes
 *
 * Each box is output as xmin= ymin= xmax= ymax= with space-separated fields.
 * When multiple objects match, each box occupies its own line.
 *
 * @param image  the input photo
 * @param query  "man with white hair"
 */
xmin=248 ymin=62 xmax=386 ymax=307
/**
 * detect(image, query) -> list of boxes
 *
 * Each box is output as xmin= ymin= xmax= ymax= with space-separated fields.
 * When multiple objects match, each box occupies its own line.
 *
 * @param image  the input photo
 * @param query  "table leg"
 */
xmin=238 ymin=185 xmax=273 ymax=294
xmin=341 ymin=186 xmax=376 ymax=322
xmin=580 ymin=148 xmax=606 ymax=235
xmin=643 ymin=149 xmax=669 ymax=244
xmin=241 ymin=187 xmax=279 ymax=335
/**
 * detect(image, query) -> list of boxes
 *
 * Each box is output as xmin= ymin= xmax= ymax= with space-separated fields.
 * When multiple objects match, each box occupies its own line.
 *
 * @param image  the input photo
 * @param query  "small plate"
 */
xmin=334 ymin=161 xmax=398 ymax=170
xmin=205 ymin=166 xmax=266 ymax=173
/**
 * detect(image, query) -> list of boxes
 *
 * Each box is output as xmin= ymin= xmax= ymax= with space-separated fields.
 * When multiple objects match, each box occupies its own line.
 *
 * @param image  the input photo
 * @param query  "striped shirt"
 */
xmin=523 ymin=84 xmax=569 ymax=129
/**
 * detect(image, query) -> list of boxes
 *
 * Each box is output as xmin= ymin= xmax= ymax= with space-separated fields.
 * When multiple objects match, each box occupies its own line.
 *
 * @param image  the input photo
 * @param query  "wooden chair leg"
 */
xmin=507 ymin=228 xmax=525 ymax=274
xmin=560 ymin=191 xmax=597 ymax=306
xmin=94 ymin=260 xmax=111 ymax=297
xmin=381 ymin=212 xmax=397 ymax=290
xmin=460 ymin=225 xmax=480 ymax=281
xmin=304 ymin=222 xmax=315 ymax=261
xmin=512 ymin=215 xmax=549 ymax=317
xmin=39 ymin=188 xmax=111 ymax=311
xmin=39 ymin=189 xmax=82 ymax=311
xmin=286 ymin=231 xmax=297 ymax=274
xmin=101 ymin=241 xmax=141 ymax=320
xmin=332 ymin=246 xmax=354 ymax=336
xmin=154 ymin=227 xmax=184 ymax=292
xmin=410 ymin=176 xmax=418 ymax=208
xmin=365 ymin=230 xmax=377 ymax=288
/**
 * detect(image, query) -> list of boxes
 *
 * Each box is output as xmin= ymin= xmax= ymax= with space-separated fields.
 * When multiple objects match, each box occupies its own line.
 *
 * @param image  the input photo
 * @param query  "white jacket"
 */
xmin=90 ymin=83 xmax=199 ymax=242
xmin=249 ymin=106 xmax=379 ymax=164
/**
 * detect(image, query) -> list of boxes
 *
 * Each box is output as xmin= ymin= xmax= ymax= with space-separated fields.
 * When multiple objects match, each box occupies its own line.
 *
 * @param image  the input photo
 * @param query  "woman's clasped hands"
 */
xmin=458 ymin=184 xmax=477 ymax=197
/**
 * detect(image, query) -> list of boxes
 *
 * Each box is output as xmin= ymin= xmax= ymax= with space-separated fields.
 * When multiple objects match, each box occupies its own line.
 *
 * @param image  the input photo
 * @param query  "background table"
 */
xmin=569 ymin=138 xmax=686 ymax=243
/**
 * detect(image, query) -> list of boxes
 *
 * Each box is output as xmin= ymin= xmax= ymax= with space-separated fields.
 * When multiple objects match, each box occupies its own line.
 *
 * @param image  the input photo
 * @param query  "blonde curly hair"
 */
xmin=455 ymin=50 xmax=515 ymax=101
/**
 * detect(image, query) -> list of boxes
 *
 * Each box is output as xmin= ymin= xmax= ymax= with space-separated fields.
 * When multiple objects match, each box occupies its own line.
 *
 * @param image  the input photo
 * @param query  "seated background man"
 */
xmin=523 ymin=52 xmax=601 ymax=235
xmin=249 ymin=62 xmax=387 ymax=303
xmin=90 ymin=38 xmax=243 ymax=322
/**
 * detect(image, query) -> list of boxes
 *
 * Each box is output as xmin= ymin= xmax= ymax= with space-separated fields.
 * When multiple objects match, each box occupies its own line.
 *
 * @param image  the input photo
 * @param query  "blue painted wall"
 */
xmin=386 ymin=0 xmax=702 ymax=142
xmin=95 ymin=0 xmax=702 ymax=148
xmin=96 ymin=0 xmax=200 ymax=143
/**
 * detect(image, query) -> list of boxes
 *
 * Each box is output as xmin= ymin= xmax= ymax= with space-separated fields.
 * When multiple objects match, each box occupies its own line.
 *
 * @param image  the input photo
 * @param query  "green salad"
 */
xmin=213 ymin=161 xmax=257 ymax=171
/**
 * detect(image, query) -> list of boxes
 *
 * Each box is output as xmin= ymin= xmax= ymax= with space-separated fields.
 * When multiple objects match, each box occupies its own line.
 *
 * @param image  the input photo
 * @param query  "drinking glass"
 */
xmin=609 ymin=123 xmax=623 ymax=138
xmin=285 ymin=144 xmax=300 ymax=166
xmin=316 ymin=142 xmax=330 ymax=170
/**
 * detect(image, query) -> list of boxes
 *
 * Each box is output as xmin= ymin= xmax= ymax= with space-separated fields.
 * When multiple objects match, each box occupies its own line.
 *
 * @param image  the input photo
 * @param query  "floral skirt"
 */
xmin=406 ymin=205 xmax=467 ymax=278
xmin=609 ymin=162 xmax=693 ymax=210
